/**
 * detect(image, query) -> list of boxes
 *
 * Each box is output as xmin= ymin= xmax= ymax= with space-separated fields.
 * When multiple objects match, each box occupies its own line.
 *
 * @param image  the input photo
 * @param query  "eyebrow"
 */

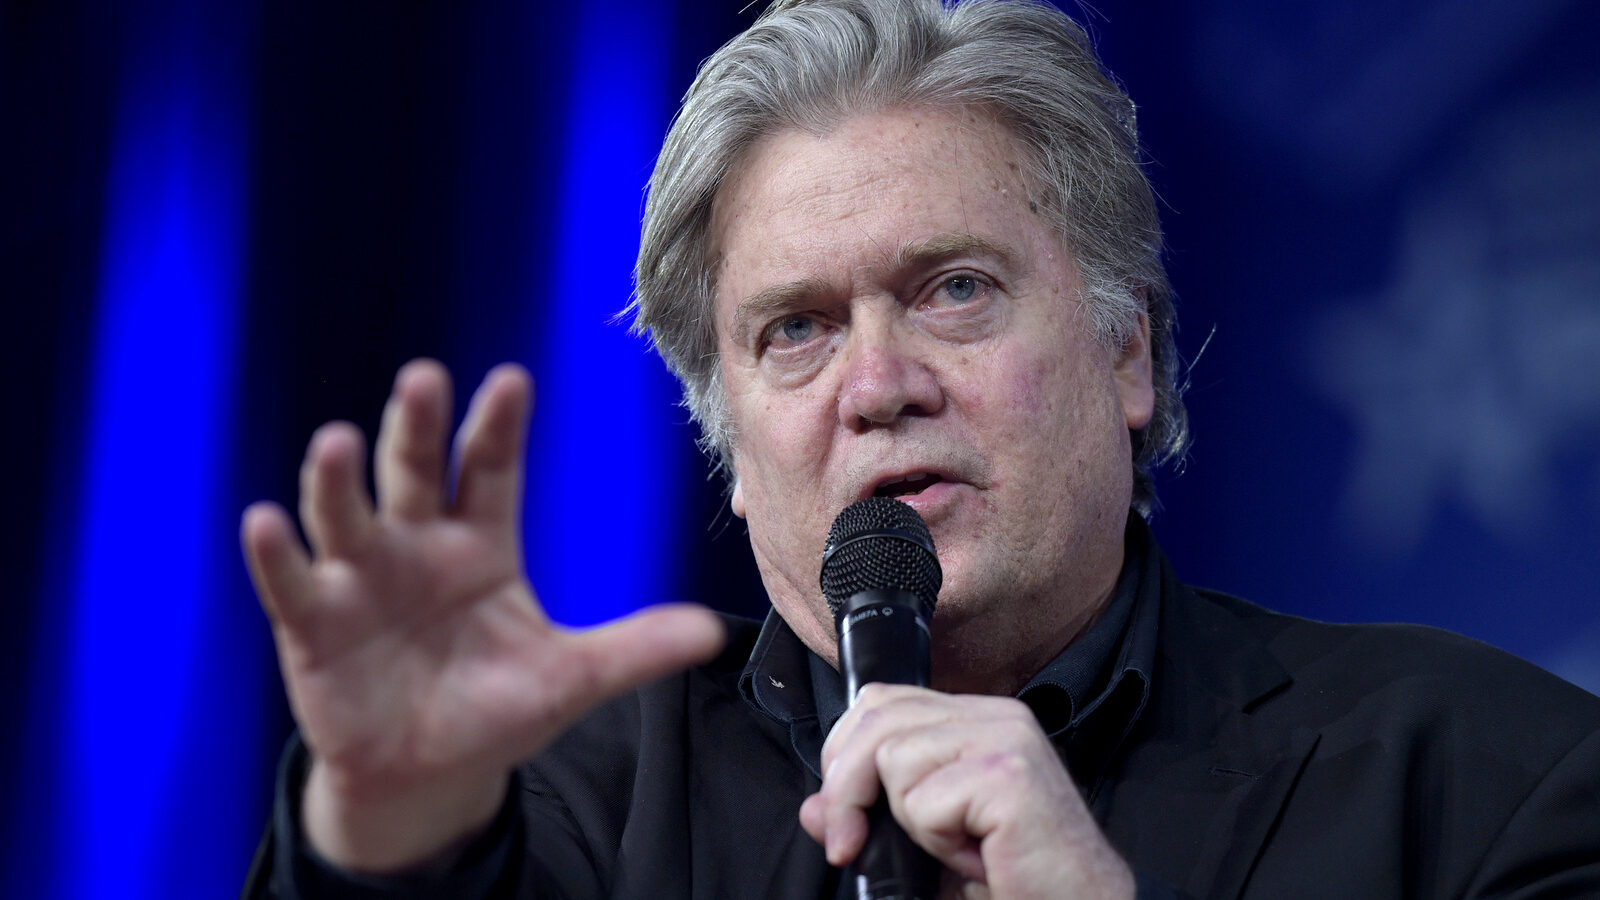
xmin=727 ymin=232 xmax=1024 ymax=344
xmin=892 ymin=232 xmax=1020 ymax=272
xmin=729 ymin=276 xmax=836 ymax=347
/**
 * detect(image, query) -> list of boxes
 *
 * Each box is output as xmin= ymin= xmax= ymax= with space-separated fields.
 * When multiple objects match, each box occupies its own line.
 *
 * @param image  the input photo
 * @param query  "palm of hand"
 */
xmin=280 ymin=517 xmax=559 ymax=792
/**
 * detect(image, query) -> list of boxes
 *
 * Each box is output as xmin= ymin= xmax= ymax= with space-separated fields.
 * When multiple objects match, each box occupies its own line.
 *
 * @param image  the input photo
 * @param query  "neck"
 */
xmin=927 ymin=579 xmax=1116 ymax=696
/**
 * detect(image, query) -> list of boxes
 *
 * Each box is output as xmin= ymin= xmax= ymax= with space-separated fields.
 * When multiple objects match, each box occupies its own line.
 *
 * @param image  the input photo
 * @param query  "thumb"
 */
xmin=566 ymin=603 xmax=727 ymax=702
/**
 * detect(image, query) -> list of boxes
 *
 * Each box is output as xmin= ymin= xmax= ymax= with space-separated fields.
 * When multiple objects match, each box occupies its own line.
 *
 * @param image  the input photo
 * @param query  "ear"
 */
xmin=730 ymin=476 xmax=747 ymax=519
xmin=1114 ymin=304 xmax=1154 ymax=431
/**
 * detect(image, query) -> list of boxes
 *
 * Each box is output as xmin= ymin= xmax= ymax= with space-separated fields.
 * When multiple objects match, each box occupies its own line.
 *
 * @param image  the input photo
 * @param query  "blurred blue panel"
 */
xmin=529 ymin=1 xmax=685 ymax=626
xmin=21 ymin=3 xmax=261 ymax=897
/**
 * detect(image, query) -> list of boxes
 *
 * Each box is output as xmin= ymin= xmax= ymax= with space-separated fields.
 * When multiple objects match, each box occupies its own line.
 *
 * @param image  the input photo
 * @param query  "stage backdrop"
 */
xmin=4 ymin=1 xmax=1596 ymax=897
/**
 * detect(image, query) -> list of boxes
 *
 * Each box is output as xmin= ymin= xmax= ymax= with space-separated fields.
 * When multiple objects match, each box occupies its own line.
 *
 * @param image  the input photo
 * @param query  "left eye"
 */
xmin=931 ymin=274 xmax=985 ymax=306
xmin=944 ymin=276 xmax=978 ymax=302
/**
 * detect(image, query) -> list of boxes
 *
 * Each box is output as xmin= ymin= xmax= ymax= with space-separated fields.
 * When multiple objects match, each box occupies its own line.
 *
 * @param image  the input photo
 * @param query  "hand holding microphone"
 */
xmin=803 ymin=497 xmax=1137 ymax=900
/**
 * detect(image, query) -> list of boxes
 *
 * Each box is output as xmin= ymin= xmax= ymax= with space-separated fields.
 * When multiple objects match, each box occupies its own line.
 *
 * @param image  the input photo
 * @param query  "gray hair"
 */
xmin=631 ymin=0 xmax=1188 ymax=515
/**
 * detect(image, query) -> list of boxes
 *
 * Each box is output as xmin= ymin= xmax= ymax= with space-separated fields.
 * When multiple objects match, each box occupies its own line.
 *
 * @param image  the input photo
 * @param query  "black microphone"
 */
xmin=821 ymin=497 xmax=943 ymax=900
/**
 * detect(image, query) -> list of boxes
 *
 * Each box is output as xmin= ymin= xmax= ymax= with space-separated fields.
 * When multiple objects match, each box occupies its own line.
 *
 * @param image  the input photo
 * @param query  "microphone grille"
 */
xmin=820 ymin=498 xmax=942 ymax=618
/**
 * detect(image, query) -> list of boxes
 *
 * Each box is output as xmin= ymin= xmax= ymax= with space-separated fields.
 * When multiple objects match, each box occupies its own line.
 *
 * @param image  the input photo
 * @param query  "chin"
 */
xmin=926 ymin=573 xmax=998 ymax=630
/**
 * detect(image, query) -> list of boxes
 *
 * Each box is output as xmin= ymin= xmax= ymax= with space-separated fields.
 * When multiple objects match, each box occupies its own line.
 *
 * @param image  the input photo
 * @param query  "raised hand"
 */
xmin=800 ymin=684 xmax=1135 ymax=900
xmin=241 ymin=360 xmax=724 ymax=872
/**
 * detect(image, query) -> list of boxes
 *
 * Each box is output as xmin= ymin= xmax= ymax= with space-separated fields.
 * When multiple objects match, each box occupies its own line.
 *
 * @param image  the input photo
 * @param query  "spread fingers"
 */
xmin=241 ymin=501 xmax=316 ymax=627
xmin=374 ymin=359 xmax=453 ymax=521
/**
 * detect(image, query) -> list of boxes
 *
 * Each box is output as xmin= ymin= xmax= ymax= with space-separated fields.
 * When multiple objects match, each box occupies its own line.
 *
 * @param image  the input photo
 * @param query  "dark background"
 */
xmin=4 ymin=1 xmax=1597 ymax=896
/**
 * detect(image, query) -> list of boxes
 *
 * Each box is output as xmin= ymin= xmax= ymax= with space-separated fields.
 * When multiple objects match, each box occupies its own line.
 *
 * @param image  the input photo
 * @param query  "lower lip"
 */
xmin=893 ymin=480 xmax=966 ymax=520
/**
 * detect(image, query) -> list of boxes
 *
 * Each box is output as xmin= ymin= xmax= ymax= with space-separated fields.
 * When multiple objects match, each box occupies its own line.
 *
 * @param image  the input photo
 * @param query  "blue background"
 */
xmin=4 ymin=0 xmax=1596 ymax=896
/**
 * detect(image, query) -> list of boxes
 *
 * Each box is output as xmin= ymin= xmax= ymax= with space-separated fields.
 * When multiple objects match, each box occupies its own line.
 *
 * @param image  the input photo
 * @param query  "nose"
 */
xmin=836 ymin=315 xmax=944 ymax=429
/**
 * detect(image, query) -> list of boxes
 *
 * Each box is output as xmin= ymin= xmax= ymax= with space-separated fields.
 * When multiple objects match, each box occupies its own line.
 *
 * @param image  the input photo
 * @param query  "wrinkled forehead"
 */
xmin=717 ymin=106 xmax=1035 ymax=221
xmin=704 ymin=105 xmax=1056 ymax=317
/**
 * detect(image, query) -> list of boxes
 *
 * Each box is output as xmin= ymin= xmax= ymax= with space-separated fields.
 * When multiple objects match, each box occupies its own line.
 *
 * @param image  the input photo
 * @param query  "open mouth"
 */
xmin=873 ymin=472 xmax=945 ymax=499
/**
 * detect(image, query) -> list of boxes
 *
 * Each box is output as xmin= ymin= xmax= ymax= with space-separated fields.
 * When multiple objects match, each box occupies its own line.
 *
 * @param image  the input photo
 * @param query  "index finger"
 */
xmin=822 ymin=683 xmax=936 ymax=772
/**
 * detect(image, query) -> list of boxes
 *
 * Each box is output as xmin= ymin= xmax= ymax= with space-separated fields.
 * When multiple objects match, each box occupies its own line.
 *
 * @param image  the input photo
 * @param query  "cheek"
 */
xmin=1003 ymin=367 xmax=1051 ymax=417
xmin=739 ymin=411 xmax=807 ymax=474
xmin=981 ymin=346 xmax=1074 ymax=429
xmin=730 ymin=377 xmax=837 ymax=472
xmin=981 ymin=349 xmax=1119 ymax=480
xmin=727 ymin=413 xmax=824 ymax=533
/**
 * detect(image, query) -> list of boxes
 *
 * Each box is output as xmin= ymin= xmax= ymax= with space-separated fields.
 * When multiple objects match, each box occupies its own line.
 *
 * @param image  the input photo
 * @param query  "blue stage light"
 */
xmin=528 ymin=1 xmax=686 ymax=627
xmin=27 ymin=4 xmax=264 ymax=897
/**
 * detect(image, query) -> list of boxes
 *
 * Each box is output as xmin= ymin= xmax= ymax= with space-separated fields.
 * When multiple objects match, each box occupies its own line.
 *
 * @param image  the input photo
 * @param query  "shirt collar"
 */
xmin=1017 ymin=514 xmax=1157 ymax=738
xmin=737 ymin=607 xmax=840 ymax=778
xmin=739 ymin=607 xmax=819 ymax=726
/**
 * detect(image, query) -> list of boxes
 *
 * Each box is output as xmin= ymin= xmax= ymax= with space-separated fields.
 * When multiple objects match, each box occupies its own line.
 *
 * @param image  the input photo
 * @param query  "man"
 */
xmin=242 ymin=0 xmax=1600 ymax=897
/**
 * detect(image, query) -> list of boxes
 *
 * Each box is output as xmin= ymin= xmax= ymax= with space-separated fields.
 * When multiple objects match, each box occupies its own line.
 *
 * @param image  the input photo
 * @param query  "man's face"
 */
xmin=710 ymin=107 xmax=1154 ymax=691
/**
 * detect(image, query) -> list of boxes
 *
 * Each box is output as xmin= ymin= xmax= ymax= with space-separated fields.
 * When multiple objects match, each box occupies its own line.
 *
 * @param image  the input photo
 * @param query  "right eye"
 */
xmin=763 ymin=314 xmax=819 ymax=349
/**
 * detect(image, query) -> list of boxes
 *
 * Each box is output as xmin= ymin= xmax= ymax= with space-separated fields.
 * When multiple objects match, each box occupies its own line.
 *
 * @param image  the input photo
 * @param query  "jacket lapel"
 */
xmin=1103 ymin=553 xmax=1322 ymax=900
xmin=1182 ymin=722 xmax=1319 ymax=899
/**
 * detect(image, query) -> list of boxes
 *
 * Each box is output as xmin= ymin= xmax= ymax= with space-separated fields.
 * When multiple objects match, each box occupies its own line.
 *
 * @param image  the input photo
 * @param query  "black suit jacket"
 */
xmin=248 ymin=549 xmax=1600 ymax=899
xmin=1103 ymin=562 xmax=1600 ymax=898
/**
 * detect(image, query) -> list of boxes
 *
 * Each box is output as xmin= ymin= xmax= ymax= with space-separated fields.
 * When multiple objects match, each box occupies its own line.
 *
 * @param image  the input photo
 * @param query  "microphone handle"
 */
xmin=849 ymin=803 xmax=942 ymax=900
xmin=836 ymin=589 xmax=941 ymax=900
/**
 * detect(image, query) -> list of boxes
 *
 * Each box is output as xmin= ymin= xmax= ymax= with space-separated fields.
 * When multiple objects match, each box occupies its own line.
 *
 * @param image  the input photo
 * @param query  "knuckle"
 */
xmin=976 ymin=747 xmax=1030 ymax=780
xmin=873 ymin=734 xmax=904 ymax=770
xmin=852 ymin=705 xmax=884 ymax=738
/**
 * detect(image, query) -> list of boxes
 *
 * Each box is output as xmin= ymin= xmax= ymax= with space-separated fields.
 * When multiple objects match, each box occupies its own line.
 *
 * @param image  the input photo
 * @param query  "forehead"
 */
xmin=708 ymin=107 xmax=1050 ymax=314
